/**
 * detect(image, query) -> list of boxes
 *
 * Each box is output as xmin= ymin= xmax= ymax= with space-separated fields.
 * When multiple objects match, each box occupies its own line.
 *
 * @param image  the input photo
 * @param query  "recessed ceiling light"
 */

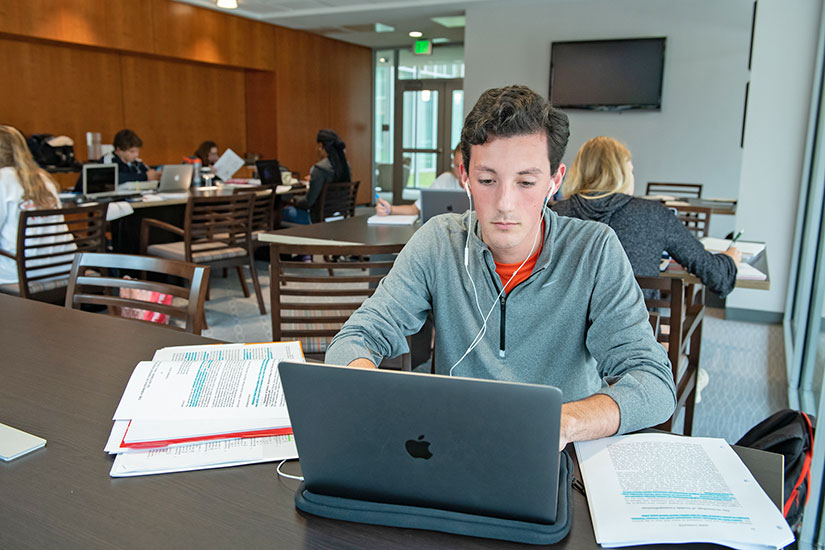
xmin=431 ymin=15 xmax=465 ymax=28
xmin=375 ymin=23 xmax=395 ymax=33
xmin=409 ymin=31 xmax=423 ymax=38
xmin=216 ymin=0 xmax=238 ymax=8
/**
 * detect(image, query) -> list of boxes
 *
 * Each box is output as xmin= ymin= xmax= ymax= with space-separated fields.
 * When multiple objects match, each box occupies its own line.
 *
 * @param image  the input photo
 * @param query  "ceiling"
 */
xmin=175 ymin=0 xmax=499 ymax=48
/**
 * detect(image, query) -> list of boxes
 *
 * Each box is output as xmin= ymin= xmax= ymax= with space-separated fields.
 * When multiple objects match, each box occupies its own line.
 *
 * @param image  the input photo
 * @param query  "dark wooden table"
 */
xmin=259 ymin=214 xmax=419 ymax=247
xmin=0 ymin=294 xmax=782 ymax=549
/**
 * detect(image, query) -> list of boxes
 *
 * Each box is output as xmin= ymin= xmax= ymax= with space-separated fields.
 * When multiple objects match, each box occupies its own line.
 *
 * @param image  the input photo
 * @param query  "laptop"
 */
xmin=82 ymin=164 xmax=120 ymax=198
xmin=419 ymin=188 xmax=471 ymax=223
xmin=157 ymin=164 xmax=194 ymax=192
xmin=256 ymin=159 xmax=282 ymax=186
xmin=278 ymin=361 xmax=563 ymax=524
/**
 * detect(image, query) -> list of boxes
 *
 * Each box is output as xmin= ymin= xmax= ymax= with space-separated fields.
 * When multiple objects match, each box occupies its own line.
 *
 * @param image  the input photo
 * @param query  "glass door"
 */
xmin=393 ymin=78 xmax=463 ymax=203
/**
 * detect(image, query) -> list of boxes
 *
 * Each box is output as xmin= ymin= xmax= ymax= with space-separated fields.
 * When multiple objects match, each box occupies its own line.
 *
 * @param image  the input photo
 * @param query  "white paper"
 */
xmin=736 ymin=263 xmax=768 ymax=281
xmin=105 ymin=201 xmax=134 ymax=221
xmin=151 ymin=341 xmax=303 ymax=362
xmin=367 ymin=214 xmax=418 ymax=225
xmin=700 ymin=238 xmax=765 ymax=258
xmin=113 ymin=358 xmax=290 ymax=420
xmin=110 ymin=434 xmax=298 ymax=477
xmin=105 ymin=420 xmax=130 ymax=453
xmin=0 ymin=422 xmax=46 ymax=461
xmin=124 ymin=417 xmax=290 ymax=443
xmin=213 ymin=148 xmax=245 ymax=181
xmin=575 ymin=434 xmax=793 ymax=550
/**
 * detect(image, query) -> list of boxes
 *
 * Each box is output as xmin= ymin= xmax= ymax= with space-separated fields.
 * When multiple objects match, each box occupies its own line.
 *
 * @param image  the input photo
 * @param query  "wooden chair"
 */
xmin=65 ymin=252 xmax=210 ymax=334
xmin=0 ymin=203 xmax=106 ymax=303
xmin=635 ymin=276 xmax=706 ymax=435
xmin=646 ymin=182 xmax=703 ymax=198
xmin=232 ymin=185 xmax=276 ymax=254
xmin=269 ymin=242 xmax=411 ymax=369
xmin=139 ymin=193 xmax=266 ymax=315
xmin=673 ymin=205 xmax=712 ymax=238
xmin=315 ymin=181 xmax=360 ymax=222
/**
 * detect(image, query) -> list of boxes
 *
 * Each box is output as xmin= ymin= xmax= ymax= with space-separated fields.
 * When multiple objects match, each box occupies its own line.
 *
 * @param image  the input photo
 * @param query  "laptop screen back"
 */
xmin=420 ymin=189 xmax=471 ymax=224
xmin=158 ymin=164 xmax=193 ymax=192
xmin=279 ymin=362 xmax=562 ymax=524
xmin=82 ymin=164 xmax=118 ymax=197
xmin=256 ymin=160 xmax=282 ymax=186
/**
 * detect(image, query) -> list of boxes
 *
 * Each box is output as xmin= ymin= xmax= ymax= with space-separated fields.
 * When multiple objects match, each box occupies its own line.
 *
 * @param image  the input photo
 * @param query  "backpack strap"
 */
xmin=784 ymin=412 xmax=814 ymax=516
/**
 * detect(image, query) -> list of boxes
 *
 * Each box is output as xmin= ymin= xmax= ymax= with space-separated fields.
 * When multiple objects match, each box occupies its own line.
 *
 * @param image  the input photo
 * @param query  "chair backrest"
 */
xmin=646 ymin=182 xmax=703 ymax=198
xmin=673 ymin=205 xmax=712 ymax=238
xmin=232 ymin=185 xmax=276 ymax=233
xmin=184 ymin=193 xmax=254 ymax=259
xmin=316 ymin=181 xmax=360 ymax=221
xmin=635 ymin=275 xmax=705 ymax=435
xmin=270 ymin=242 xmax=404 ymax=360
xmin=65 ymin=252 xmax=210 ymax=334
xmin=12 ymin=202 xmax=106 ymax=300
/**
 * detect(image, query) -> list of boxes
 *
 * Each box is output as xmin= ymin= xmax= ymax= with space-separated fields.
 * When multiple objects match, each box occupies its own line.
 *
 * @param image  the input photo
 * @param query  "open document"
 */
xmin=575 ymin=433 xmax=793 ymax=550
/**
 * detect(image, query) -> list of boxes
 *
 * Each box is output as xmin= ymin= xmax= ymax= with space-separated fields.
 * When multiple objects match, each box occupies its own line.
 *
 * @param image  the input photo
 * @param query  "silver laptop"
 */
xmin=157 ymin=164 xmax=194 ymax=192
xmin=82 ymin=164 xmax=120 ymax=198
xmin=278 ymin=362 xmax=563 ymax=523
xmin=420 ymin=188 xmax=471 ymax=223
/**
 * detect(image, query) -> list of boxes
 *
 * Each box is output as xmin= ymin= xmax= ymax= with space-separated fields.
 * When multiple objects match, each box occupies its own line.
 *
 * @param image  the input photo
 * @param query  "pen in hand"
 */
xmin=728 ymin=230 xmax=743 ymax=250
xmin=375 ymin=193 xmax=391 ymax=216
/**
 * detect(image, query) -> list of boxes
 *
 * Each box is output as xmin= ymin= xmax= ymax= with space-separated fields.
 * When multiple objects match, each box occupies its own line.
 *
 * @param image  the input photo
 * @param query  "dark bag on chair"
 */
xmin=736 ymin=409 xmax=815 ymax=530
xmin=27 ymin=133 xmax=80 ymax=169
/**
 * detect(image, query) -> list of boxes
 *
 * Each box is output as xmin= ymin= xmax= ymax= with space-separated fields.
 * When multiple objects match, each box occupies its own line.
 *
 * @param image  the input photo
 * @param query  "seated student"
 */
xmin=375 ymin=145 xmax=464 ymax=217
xmin=74 ymin=129 xmax=159 ymax=192
xmin=325 ymin=86 xmax=676 ymax=450
xmin=551 ymin=136 xmax=741 ymax=297
xmin=0 ymin=125 xmax=75 ymax=286
xmin=193 ymin=141 xmax=219 ymax=167
xmin=283 ymin=129 xmax=351 ymax=224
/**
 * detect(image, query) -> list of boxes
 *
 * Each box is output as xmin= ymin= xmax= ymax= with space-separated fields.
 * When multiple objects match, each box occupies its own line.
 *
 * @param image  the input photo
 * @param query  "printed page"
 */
xmin=575 ymin=434 xmax=793 ymax=550
xmin=110 ymin=434 xmax=298 ymax=477
xmin=123 ymin=417 xmax=291 ymax=444
xmin=151 ymin=341 xmax=304 ymax=362
xmin=212 ymin=148 xmax=245 ymax=181
xmin=113 ymin=358 xmax=289 ymax=420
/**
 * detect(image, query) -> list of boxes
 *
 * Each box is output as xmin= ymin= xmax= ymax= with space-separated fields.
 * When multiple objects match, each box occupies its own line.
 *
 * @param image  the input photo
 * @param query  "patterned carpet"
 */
xmin=203 ymin=262 xmax=789 ymax=444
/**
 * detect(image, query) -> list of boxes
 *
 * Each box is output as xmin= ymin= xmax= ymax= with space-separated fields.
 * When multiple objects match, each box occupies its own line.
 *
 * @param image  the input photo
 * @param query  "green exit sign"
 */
xmin=413 ymin=39 xmax=432 ymax=55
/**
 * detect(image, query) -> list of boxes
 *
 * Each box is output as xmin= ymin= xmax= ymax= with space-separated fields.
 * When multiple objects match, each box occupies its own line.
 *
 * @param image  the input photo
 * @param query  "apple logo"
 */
xmin=405 ymin=434 xmax=433 ymax=460
xmin=174 ymin=175 xmax=180 ymax=181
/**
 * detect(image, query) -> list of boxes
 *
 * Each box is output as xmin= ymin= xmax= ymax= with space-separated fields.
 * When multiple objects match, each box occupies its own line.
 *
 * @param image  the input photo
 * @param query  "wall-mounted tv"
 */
xmin=549 ymin=38 xmax=666 ymax=111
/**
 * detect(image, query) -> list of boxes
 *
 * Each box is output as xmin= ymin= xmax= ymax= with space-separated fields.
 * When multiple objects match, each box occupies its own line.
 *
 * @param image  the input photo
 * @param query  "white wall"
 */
xmin=465 ymin=0 xmax=752 ymax=207
xmin=726 ymin=0 xmax=822 ymax=314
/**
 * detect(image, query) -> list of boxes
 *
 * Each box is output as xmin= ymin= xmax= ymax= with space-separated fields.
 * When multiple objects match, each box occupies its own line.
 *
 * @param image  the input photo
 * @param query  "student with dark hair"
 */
xmin=74 ymin=129 xmax=159 ymax=191
xmin=325 ymin=86 xmax=676 ymax=450
xmin=283 ymin=129 xmax=352 ymax=224
xmin=193 ymin=141 xmax=219 ymax=166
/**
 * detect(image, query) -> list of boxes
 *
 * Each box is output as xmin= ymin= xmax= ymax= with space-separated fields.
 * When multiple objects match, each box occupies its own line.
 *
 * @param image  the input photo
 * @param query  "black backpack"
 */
xmin=736 ymin=409 xmax=815 ymax=530
xmin=26 ymin=133 xmax=80 ymax=169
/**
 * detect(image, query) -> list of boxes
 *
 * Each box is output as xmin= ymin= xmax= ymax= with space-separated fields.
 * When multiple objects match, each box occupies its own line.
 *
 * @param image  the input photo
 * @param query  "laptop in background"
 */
xmin=82 ymin=164 xmax=119 ymax=198
xmin=419 ymin=188 xmax=471 ymax=224
xmin=278 ymin=362 xmax=563 ymax=524
xmin=157 ymin=164 xmax=194 ymax=192
xmin=256 ymin=159 xmax=282 ymax=186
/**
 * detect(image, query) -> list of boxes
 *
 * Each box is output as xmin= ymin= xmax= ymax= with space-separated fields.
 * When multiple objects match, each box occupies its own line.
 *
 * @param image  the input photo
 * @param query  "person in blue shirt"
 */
xmin=74 ymin=129 xmax=159 ymax=191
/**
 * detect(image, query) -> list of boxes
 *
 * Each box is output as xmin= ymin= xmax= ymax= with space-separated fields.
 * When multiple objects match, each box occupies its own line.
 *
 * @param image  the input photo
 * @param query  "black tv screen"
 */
xmin=550 ymin=38 xmax=666 ymax=111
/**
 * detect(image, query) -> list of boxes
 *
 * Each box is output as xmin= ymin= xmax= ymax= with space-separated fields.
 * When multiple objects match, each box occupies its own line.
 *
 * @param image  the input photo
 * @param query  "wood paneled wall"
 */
xmin=0 ymin=0 xmax=372 ymax=202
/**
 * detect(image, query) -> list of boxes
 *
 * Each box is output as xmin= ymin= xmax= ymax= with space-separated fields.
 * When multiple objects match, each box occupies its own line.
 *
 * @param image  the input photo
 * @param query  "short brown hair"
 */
xmin=461 ymin=85 xmax=569 ymax=176
xmin=562 ymin=136 xmax=633 ymax=199
xmin=113 ymin=129 xmax=143 ymax=151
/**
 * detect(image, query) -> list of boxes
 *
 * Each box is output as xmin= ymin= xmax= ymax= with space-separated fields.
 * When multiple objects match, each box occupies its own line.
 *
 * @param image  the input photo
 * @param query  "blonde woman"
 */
xmin=0 ymin=125 xmax=74 ymax=286
xmin=551 ymin=136 xmax=741 ymax=297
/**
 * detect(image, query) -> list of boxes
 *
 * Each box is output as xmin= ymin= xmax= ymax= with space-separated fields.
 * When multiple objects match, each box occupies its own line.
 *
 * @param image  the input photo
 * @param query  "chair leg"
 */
xmin=248 ymin=259 xmax=266 ymax=315
xmin=201 ymin=310 xmax=208 ymax=331
xmin=222 ymin=268 xmax=228 ymax=278
xmin=236 ymin=266 xmax=250 ymax=297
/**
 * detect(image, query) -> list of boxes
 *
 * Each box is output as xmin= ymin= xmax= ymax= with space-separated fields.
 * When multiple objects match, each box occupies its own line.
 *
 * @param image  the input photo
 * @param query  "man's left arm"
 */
xmin=563 ymin=229 xmax=676 ymax=447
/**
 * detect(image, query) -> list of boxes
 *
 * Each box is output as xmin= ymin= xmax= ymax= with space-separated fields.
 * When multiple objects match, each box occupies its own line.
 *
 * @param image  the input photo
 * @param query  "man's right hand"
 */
xmin=146 ymin=169 xmax=161 ymax=181
xmin=375 ymin=197 xmax=392 ymax=216
xmin=722 ymin=247 xmax=742 ymax=266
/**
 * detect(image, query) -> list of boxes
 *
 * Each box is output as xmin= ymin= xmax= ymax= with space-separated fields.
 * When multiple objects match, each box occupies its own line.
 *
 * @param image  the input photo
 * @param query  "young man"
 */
xmin=375 ymin=144 xmax=464 ymax=217
xmin=74 ymin=129 xmax=159 ymax=191
xmin=325 ymin=85 xmax=676 ymax=450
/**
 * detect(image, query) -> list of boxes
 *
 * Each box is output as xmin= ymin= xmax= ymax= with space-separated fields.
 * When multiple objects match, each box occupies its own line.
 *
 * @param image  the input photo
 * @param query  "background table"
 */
xmin=259 ymin=214 xmax=419 ymax=247
xmin=0 ymin=294 xmax=781 ymax=549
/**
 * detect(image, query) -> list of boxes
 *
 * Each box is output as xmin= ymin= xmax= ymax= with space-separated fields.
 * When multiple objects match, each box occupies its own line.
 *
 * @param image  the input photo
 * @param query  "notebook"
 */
xmin=0 ymin=422 xmax=46 ymax=461
xmin=82 ymin=164 xmax=120 ymax=198
xmin=157 ymin=164 xmax=194 ymax=192
xmin=278 ymin=362 xmax=563 ymax=523
xmin=419 ymin=188 xmax=471 ymax=223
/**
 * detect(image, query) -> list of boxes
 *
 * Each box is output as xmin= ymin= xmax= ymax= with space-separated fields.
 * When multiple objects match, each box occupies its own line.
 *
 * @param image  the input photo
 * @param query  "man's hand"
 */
xmin=558 ymin=394 xmax=621 ymax=451
xmin=347 ymin=358 xmax=377 ymax=369
xmin=722 ymin=247 xmax=742 ymax=266
xmin=146 ymin=168 xmax=161 ymax=181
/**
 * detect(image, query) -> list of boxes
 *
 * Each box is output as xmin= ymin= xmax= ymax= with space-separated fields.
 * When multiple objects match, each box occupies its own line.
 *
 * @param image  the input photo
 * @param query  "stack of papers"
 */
xmin=367 ymin=214 xmax=419 ymax=226
xmin=700 ymin=238 xmax=768 ymax=281
xmin=105 ymin=342 xmax=304 ymax=477
xmin=575 ymin=433 xmax=794 ymax=550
